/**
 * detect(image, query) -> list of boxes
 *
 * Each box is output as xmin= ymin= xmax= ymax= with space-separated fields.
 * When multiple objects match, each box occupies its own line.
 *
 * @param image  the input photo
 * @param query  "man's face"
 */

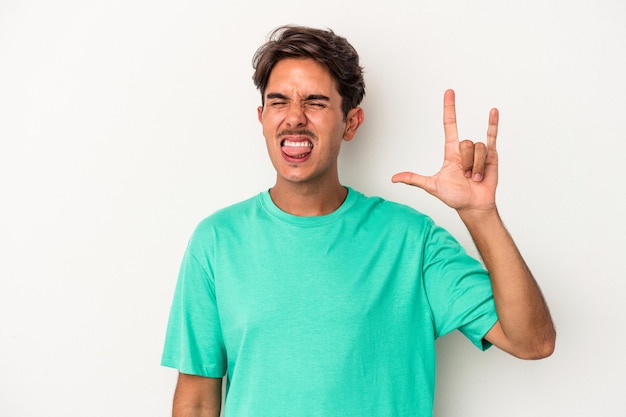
xmin=258 ymin=58 xmax=363 ymax=188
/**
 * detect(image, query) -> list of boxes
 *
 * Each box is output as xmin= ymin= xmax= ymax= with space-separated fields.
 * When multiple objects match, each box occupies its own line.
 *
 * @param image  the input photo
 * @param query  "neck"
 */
xmin=269 ymin=181 xmax=348 ymax=216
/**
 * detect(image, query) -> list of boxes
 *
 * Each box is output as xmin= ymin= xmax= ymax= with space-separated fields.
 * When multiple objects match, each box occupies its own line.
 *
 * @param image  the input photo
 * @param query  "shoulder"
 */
xmin=204 ymin=193 xmax=261 ymax=222
xmin=349 ymin=188 xmax=435 ymax=227
xmin=189 ymin=193 xmax=263 ymax=242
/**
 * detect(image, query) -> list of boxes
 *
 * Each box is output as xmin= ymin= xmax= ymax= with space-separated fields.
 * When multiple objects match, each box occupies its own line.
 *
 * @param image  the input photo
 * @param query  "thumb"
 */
xmin=391 ymin=171 xmax=432 ymax=192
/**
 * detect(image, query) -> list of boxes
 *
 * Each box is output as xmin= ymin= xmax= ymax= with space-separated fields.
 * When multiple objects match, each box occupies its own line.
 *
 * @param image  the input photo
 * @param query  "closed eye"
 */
xmin=304 ymin=95 xmax=330 ymax=109
xmin=266 ymin=92 xmax=289 ymax=107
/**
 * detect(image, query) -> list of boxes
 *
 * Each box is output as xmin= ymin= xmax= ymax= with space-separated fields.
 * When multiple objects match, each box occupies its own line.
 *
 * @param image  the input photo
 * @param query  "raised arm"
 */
xmin=172 ymin=373 xmax=222 ymax=417
xmin=392 ymin=89 xmax=555 ymax=359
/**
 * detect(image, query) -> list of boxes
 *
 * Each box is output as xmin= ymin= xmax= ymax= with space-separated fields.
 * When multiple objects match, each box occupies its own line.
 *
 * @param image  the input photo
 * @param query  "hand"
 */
xmin=392 ymin=89 xmax=500 ymax=212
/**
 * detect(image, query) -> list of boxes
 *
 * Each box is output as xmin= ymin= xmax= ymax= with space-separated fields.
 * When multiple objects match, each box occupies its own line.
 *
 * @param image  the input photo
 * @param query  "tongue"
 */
xmin=283 ymin=145 xmax=312 ymax=158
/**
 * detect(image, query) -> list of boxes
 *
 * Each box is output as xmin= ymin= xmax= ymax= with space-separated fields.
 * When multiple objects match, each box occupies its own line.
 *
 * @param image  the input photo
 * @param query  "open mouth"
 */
xmin=281 ymin=139 xmax=314 ymax=159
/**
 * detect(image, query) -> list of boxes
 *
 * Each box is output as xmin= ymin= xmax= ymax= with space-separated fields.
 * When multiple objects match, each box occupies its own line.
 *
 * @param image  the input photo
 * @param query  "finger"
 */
xmin=487 ymin=108 xmax=499 ymax=149
xmin=459 ymin=140 xmax=475 ymax=177
xmin=391 ymin=172 xmax=433 ymax=193
xmin=443 ymin=89 xmax=459 ymax=144
xmin=471 ymin=142 xmax=487 ymax=181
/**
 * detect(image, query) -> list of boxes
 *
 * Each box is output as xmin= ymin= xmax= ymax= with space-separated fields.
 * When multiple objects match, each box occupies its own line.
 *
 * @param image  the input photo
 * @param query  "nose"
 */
xmin=285 ymin=103 xmax=307 ymax=128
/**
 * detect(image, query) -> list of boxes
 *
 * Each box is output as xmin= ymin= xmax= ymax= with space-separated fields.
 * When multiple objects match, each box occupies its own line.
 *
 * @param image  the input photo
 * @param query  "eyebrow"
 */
xmin=265 ymin=93 xmax=331 ymax=102
xmin=265 ymin=93 xmax=289 ymax=100
xmin=303 ymin=94 xmax=330 ymax=102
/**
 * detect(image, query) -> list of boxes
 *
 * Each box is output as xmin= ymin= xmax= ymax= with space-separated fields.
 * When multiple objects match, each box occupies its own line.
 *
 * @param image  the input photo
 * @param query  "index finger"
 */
xmin=443 ymin=89 xmax=459 ymax=143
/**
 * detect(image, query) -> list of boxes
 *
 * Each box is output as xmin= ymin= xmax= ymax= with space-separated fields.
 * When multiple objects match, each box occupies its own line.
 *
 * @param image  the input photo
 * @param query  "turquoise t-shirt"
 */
xmin=162 ymin=187 xmax=498 ymax=416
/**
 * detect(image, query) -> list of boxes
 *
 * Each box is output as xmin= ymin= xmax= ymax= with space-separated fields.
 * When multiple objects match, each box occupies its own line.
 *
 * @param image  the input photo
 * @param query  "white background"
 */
xmin=1 ymin=0 xmax=625 ymax=416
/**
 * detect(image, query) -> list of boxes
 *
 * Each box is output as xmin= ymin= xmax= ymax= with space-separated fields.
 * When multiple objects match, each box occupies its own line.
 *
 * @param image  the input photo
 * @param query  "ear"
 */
xmin=257 ymin=106 xmax=264 ymax=123
xmin=343 ymin=107 xmax=364 ymax=141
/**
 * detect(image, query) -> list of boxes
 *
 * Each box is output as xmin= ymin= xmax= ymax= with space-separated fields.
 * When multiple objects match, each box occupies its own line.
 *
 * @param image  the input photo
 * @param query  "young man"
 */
xmin=161 ymin=26 xmax=556 ymax=417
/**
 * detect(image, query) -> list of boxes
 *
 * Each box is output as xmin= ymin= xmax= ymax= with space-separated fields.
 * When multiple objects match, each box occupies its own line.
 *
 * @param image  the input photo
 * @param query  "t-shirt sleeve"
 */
xmin=161 ymin=238 xmax=227 ymax=377
xmin=422 ymin=222 xmax=499 ymax=350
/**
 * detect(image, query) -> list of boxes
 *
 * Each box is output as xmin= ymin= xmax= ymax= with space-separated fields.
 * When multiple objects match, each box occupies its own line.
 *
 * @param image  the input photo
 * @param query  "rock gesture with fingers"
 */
xmin=392 ymin=89 xmax=555 ymax=359
xmin=392 ymin=89 xmax=499 ymax=213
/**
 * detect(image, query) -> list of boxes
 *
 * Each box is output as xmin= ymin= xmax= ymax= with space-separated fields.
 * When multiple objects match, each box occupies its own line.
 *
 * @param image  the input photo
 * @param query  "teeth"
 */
xmin=282 ymin=140 xmax=313 ymax=147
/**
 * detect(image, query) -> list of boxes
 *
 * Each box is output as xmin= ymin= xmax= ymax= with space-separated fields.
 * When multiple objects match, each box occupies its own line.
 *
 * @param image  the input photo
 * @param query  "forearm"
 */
xmin=172 ymin=374 xmax=222 ymax=417
xmin=458 ymin=207 xmax=556 ymax=359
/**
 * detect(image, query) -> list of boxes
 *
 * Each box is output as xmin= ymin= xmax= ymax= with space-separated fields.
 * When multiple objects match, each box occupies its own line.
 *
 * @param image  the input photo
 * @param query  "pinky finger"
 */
xmin=487 ymin=108 xmax=499 ymax=149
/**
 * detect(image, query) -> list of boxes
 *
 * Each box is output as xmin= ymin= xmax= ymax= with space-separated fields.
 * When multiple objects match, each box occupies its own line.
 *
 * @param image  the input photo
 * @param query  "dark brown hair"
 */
xmin=252 ymin=25 xmax=366 ymax=118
